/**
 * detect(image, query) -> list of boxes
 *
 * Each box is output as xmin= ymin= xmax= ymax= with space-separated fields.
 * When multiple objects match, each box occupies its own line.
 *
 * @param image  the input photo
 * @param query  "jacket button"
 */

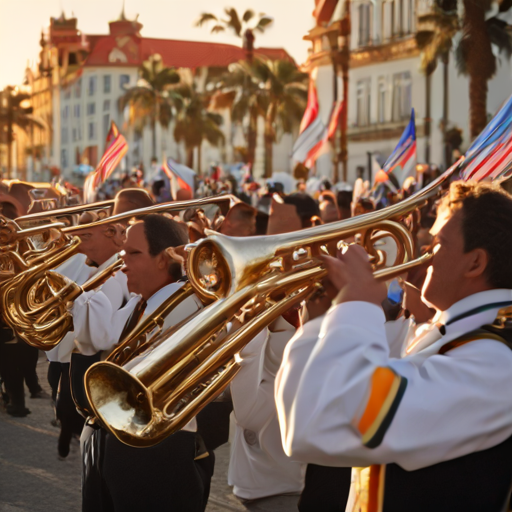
xmin=243 ymin=429 xmax=258 ymax=446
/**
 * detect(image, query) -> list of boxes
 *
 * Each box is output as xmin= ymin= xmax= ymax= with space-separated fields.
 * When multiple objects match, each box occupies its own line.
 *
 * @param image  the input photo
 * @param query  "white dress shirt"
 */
xmin=228 ymin=317 xmax=306 ymax=500
xmin=275 ymin=289 xmax=512 ymax=471
xmin=46 ymin=253 xmax=93 ymax=363
xmin=71 ymin=254 xmax=130 ymax=356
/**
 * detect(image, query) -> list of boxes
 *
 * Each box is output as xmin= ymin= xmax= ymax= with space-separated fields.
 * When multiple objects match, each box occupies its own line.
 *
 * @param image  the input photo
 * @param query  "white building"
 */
xmin=303 ymin=0 xmax=512 ymax=184
xmin=33 ymin=11 xmax=295 ymax=183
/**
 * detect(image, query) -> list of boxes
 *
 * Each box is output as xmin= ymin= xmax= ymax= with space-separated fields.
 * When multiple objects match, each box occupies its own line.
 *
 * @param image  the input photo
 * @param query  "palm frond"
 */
xmin=224 ymin=7 xmax=242 ymax=37
xmin=243 ymin=9 xmax=255 ymax=22
xmin=211 ymin=25 xmax=226 ymax=34
xmin=254 ymin=16 xmax=273 ymax=33
xmin=195 ymin=13 xmax=218 ymax=27
xmin=487 ymin=17 xmax=512 ymax=59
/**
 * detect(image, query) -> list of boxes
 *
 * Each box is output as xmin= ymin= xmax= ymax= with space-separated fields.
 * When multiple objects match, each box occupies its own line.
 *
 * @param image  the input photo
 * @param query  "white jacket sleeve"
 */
xmin=72 ymin=273 xmax=136 ymax=354
xmin=275 ymin=301 xmax=512 ymax=470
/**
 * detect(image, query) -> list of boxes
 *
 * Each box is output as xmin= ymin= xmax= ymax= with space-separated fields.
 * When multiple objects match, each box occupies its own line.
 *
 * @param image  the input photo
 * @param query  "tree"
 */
xmin=196 ymin=8 xmax=273 ymax=62
xmin=416 ymin=1 xmax=459 ymax=164
xmin=232 ymin=58 xmax=308 ymax=177
xmin=417 ymin=1 xmax=512 ymax=141
xmin=118 ymin=54 xmax=180 ymax=160
xmin=0 ymin=86 xmax=44 ymax=177
xmin=213 ymin=64 xmax=263 ymax=168
xmin=172 ymin=83 xmax=225 ymax=172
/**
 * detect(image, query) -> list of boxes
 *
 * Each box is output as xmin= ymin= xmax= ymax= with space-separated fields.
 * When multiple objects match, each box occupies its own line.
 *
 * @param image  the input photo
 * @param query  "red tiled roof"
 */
xmin=83 ymin=34 xmax=294 ymax=68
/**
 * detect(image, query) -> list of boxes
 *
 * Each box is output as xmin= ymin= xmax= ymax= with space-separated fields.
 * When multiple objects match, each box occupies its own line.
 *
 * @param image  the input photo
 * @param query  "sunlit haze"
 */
xmin=0 ymin=0 xmax=314 ymax=89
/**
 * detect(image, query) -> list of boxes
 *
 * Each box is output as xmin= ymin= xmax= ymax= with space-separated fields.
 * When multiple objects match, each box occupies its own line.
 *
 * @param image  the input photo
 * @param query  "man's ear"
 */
xmin=155 ymin=251 xmax=168 ymax=270
xmin=464 ymin=247 xmax=489 ymax=279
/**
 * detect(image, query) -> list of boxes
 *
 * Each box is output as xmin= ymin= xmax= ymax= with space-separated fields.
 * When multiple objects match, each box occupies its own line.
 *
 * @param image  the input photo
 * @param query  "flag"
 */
xmin=460 ymin=94 xmax=512 ymax=182
xmin=83 ymin=122 xmax=128 ymax=203
xmin=162 ymin=159 xmax=194 ymax=200
xmin=383 ymin=109 xmax=417 ymax=186
xmin=292 ymin=75 xmax=327 ymax=163
xmin=305 ymin=100 xmax=344 ymax=168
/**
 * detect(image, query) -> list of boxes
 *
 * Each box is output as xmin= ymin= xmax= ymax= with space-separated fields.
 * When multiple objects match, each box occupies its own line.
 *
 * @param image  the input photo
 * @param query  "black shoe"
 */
xmin=30 ymin=389 xmax=49 ymax=399
xmin=6 ymin=405 xmax=31 ymax=417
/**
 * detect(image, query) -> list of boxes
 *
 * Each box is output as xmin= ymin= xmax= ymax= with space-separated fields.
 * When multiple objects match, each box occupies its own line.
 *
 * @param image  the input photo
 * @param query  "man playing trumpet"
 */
xmin=276 ymin=181 xmax=512 ymax=511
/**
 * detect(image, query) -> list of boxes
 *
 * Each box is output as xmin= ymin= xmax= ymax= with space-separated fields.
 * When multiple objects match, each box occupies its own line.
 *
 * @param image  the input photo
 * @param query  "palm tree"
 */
xmin=416 ymin=1 xmax=459 ymax=164
xmin=172 ymin=83 xmax=225 ymax=172
xmin=457 ymin=0 xmax=512 ymax=138
xmin=416 ymin=1 xmax=512 ymax=142
xmin=234 ymin=58 xmax=308 ymax=177
xmin=0 ymin=86 xmax=44 ymax=177
xmin=119 ymin=54 xmax=180 ymax=159
xmin=212 ymin=65 xmax=263 ymax=168
xmin=196 ymin=8 xmax=273 ymax=62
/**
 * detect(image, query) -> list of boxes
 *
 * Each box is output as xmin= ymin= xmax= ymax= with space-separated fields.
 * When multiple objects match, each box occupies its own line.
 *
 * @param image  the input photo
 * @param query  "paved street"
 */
xmin=0 ymin=354 xmax=298 ymax=512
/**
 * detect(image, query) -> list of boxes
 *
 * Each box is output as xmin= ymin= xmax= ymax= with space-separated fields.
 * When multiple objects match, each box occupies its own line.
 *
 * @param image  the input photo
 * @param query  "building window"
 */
xmin=378 ymin=78 xmax=387 ymax=124
xmin=103 ymin=114 xmax=111 ymax=142
xmin=392 ymin=71 xmax=412 ymax=121
xmin=64 ymin=87 xmax=71 ymax=100
xmin=359 ymin=3 xmax=372 ymax=47
xmin=407 ymin=0 xmax=415 ymax=33
xmin=103 ymin=99 xmax=111 ymax=111
xmin=73 ymin=104 xmax=80 ymax=118
xmin=103 ymin=75 xmax=111 ymax=94
xmin=87 ymin=103 xmax=96 ymax=116
xmin=88 ymin=122 xmax=96 ymax=140
xmin=119 ymin=74 xmax=130 ymax=89
xmin=62 ymin=105 xmax=69 ymax=121
xmin=356 ymin=78 xmax=371 ymax=127
xmin=61 ymin=127 xmax=68 ymax=144
xmin=75 ymin=78 xmax=82 ymax=98
xmin=72 ymin=128 xmax=77 ymax=142
xmin=88 ymin=76 xmax=97 ymax=96
xmin=61 ymin=149 xmax=68 ymax=168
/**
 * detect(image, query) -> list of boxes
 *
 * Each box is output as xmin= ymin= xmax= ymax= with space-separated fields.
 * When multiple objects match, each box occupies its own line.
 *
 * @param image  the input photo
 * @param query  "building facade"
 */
xmin=303 ymin=0 xmax=512 ymax=184
xmin=23 ymin=11 xmax=295 ymax=183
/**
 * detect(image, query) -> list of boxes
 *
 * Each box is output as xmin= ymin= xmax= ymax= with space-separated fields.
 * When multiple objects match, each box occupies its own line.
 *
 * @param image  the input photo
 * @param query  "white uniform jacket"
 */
xmin=275 ymin=289 xmax=512 ymax=471
xmin=228 ymin=317 xmax=306 ymax=500
xmin=46 ymin=253 xmax=93 ymax=363
xmin=73 ymin=280 xmax=203 ymax=431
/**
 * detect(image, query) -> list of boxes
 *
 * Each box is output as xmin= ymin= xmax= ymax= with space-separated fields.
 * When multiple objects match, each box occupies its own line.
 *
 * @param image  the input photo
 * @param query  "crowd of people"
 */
xmin=1 ymin=161 xmax=512 ymax=512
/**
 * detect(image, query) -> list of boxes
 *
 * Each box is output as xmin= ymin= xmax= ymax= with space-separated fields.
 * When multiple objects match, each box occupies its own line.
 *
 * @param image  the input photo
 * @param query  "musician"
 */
xmin=228 ymin=199 xmax=309 ymax=503
xmin=276 ymin=181 xmax=512 ymax=511
xmin=77 ymin=214 xmax=212 ymax=512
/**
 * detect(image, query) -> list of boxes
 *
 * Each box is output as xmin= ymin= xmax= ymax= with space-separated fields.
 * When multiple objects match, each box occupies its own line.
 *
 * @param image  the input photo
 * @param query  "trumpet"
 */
xmin=0 ymin=194 xmax=240 ymax=351
xmin=84 ymin=164 xmax=457 ymax=448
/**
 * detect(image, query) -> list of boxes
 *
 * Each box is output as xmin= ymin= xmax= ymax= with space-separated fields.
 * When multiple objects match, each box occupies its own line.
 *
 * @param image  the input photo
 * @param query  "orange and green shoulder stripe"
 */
xmin=356 ymin=367 xmax=407 ymax=449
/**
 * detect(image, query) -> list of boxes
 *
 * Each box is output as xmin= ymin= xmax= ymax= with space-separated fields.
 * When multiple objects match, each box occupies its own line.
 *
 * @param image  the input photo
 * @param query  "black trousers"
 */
xmin=47 ymin=361 xmax=62 ymax=403
xmin=298 ymin=464 xmax=352 ymax=512
xmin=56 ymin=363 xmax=85 ymax=457
xmin=0 ymin=339 xmax=41 ymax=407
xmin=82 ymin=428 xmax=214 ymax=512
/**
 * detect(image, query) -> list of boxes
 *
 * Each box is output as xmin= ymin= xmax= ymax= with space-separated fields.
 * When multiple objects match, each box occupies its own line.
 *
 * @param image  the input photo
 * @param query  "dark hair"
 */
xmin=440 ymin=181 xmax=512 ymax=288
xmin=283 ymin=193 xmax=320 ymax=228
xmin=142 ymin=214 xmax=188 ymax=280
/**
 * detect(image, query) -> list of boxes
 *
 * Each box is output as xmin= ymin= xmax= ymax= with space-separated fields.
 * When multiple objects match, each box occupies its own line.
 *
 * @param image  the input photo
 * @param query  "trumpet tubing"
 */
xmin=84 ymin=166 xmax=457 ymax=447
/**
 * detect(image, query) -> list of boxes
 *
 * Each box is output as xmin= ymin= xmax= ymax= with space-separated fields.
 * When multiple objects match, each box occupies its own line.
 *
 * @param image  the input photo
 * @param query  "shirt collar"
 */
xmin=143 ymin=281 xmax=185 ymax=318
xmin=436 ymin=289 xmax=512 ymax=328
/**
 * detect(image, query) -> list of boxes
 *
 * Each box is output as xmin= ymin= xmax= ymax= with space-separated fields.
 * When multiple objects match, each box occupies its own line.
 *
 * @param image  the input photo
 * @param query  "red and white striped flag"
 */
xmin=162 ymin=159 xmax=194 ymax=200
xmin=83 ymin=122 xmax=128 ymax=203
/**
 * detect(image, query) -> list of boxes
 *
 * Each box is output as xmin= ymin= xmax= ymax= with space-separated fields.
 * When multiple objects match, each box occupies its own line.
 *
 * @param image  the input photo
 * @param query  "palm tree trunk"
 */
xmin=463 ymin=0 xmax=495 ymax=140
xmin=442 ymin=53 xmax=451 ymax=167
xmin=247 ymin=114 xmax=257 ymax=172
xmin=197 ymin=142 xmax=202 ymax=176
xmin=186 ymin=146 xmax=194 ymax=169
xmin=425 ymin=72 xmax=432 ymax=163
xmin=152 ymin=117 xmax=157 ymax=160
xmin=264 ymin=104 xmax=276 ymax=178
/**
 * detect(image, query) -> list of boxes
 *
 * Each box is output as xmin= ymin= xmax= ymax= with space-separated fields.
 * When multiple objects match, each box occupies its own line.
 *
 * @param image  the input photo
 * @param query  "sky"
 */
xmin=0 ymin=0 xmax=315 ymax=89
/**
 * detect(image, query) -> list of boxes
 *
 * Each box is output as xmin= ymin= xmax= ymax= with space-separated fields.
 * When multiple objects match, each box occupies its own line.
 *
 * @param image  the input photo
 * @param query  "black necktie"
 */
xmin=119 ymin=298 xmax=147 ymax=342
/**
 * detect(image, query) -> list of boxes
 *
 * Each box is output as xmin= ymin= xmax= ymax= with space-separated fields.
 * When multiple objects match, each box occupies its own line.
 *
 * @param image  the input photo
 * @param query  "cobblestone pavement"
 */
xmin=0 ymin=354 xmax=298 ymax=512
